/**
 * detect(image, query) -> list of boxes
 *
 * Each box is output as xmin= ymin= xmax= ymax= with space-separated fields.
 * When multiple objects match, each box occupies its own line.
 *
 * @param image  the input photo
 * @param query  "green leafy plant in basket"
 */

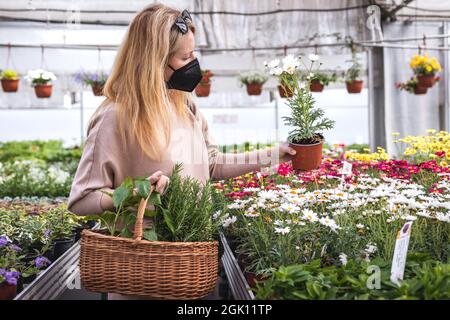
xmin=90 ymin=163 xmax=224 ymax=242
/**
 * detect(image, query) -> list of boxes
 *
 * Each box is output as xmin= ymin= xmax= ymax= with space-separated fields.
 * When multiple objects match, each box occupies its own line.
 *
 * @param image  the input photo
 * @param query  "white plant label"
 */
xmin=390 ymin=221 xmax=413 ymax=286
xmin=342 ymin=161 xmax=353 ymax=176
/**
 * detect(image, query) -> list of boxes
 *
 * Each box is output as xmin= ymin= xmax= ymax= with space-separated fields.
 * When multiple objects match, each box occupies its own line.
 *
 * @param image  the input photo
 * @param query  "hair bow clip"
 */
xmin=173 ymin=9 xmax=192 ymax=34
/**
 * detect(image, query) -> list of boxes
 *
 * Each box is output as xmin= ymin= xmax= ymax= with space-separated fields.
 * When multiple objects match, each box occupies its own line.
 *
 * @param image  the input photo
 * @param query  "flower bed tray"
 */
xmin=219 ymin=232 xmax=254 ymax=300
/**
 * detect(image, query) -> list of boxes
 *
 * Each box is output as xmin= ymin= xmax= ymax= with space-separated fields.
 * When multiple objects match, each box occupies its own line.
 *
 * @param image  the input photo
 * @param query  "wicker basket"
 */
xmin=79 ymin=186 xmax=219 ymax=299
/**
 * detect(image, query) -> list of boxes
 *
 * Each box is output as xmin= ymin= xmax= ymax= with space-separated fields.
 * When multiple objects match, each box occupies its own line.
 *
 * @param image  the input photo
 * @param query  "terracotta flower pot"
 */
xmin=346 ymin=80 xmax=363 ymax=94
xmin=310 ymin=79 xmax=324 ymax=92
xmin=195 ymin=83 xmax=211 ymax=97
xmin=417 ymin=74 xmax=435 ymax=88
xmin=91 ymin=83 xmax=104 ymax=96
xmin=1 ymin=79 xmax=19 ymax=92
xmin=0 ymin=282 xmax=17 ymax=300
xmin=278 ymin=85 xmax=293 ymax=98
xmin=244 ymin=272 xmax=269 ymax=288
xmin=289 ymin=139 xmax=324 ymax=171
xmin=246 ymin=83 xmax=263 ymax=96
xmin=414 ymin=85 xmax=428 ymax=95
xmin=34 ymin=84 xmax=53 ymax=98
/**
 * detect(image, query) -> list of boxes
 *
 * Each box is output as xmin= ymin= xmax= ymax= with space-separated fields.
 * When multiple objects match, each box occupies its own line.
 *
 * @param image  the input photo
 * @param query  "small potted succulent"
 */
xmin=0 ymin=69 xmax=20 ymax=93
xmin=344 ymin=55 xmax=364 ymax=94
xmin=304 ymin=72 xmax=337 ymax=93
xmin=24 ymin=69 xmax=57 ymax=98
xmin=238 ymin=70 xmax=269 ymax=96
xmin=75 ymin=71 xmax=108 ymax=96
xmin=266 ymin=54 xmax=335 ymax=171
xmin=409 ymin=53 xmax=441 ymax=88
xmin=195 ymin=69 xmax=213 ymax=97
xmin=395 ymin=76 xmax=435 ymax=95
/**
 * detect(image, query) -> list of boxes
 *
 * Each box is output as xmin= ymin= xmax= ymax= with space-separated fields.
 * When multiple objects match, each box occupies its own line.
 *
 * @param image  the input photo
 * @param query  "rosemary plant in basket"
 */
xmin=88 ymin=163 xmax=225 ymax=242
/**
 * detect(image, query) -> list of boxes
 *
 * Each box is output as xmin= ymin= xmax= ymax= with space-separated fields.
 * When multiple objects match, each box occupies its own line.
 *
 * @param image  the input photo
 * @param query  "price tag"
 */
xmin=390 ymin=221 xmax=413 ymax=286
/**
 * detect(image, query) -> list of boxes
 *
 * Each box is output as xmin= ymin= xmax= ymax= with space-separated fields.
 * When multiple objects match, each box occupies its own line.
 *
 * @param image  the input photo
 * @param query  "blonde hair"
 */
xmin=94 ymin=4 xmax=195 ymax=161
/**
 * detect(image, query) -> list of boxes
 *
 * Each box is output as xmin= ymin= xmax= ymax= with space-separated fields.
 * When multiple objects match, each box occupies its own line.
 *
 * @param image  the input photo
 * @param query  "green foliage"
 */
xmin=239 ymin=71 xmax=269 ymax=85
xmin=302 ymin=71 xmax=337 ymax=86
xmin=344 ymin=54 xmax=362 ymax=82
xmin=97 ymin=163 xmax=223 ymax=242
xmin=255 ymin=254 xmax=450 ymax=300
xmin=282 ymin=87 xmax=335 ymax=143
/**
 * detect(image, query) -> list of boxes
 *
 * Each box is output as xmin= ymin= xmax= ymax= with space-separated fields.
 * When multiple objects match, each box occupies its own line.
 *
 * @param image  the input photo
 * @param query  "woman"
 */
xmin=68 ymin=3 xmax=296 ymax=217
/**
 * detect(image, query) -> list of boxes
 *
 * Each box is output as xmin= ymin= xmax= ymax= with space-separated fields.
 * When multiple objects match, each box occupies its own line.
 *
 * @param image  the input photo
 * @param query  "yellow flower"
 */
xmin=440 ymin=161 xmax=448 ymax=168
xmin=392 ymin=132 xmax=400 ymax=136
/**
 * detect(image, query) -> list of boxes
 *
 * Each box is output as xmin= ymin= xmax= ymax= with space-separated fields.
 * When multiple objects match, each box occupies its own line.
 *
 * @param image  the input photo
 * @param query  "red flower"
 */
xmin=435 ymin=151 xmax=446 ymax=158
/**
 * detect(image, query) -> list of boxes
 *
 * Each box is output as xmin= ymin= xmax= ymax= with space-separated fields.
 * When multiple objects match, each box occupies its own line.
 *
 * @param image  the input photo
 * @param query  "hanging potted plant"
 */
xmin=266 ymin=54 xmax=335 ymax=171
xmin=75 ymin=71 xmax=108 ymax=96
xmin=305 ymin=71 xmax=337 ymax=93
xmin=195 ymin=69 xmax=213 ymax=97
xmin=395 ymin=76 xmax=435 ymax=95
xmin=238 ymin=71 xmax=268 ymax=96
xmin=409 ymin=53 xmax=441 ymax=88
xmin=344 ymin=55 xmax=364 ymax=94
xmin=24 ymin=69 xmax=57 ymax=98
xmin=0 ymin=69 xmax=20 ymax=93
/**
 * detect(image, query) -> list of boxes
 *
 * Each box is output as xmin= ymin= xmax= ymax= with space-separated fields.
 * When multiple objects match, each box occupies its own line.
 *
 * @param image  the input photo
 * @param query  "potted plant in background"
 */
xmin=266 ymin=54 xmax=335 ymax=171
xmin=238 ymin=70 xmax=269 ymax=96
xmin=0 ymin=69 xmax=20 ymax=93
xmin=395 ymin=76 xmax=434 ymax=95
xmin=304 ymin=71 xmax=337 ymax=93
xmin=0 ymin=235 xmax=51 ymax=299
xmin=410 ymin=53 xmax=441 ymax=88
xmin=75 ymin=71 xmax=108 ymax=96
xmin=44 ymin=208 xmax=79 ymax=260
xmin=344 ymin=55 xmax=364 ymax=94
xmin=195 ymin=69 xmax=213 ymax=97
xmin=24 ymin=69 xmax=57 ymax=98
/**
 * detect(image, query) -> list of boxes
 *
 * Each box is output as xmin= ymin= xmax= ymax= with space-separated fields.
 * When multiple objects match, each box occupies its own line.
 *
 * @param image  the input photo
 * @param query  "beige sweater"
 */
xmin=67 ymin=101 xmax=278 ymax=216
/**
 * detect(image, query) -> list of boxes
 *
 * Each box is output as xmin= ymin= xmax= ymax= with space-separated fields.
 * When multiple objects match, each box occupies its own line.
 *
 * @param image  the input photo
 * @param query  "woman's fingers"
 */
xmin=148 ymin=170 xmax=163 ymax=184
xmin=280 ymin=143 xmax=296 ymax=157
xmin=155 ymin=175 xmax=170 ymax=194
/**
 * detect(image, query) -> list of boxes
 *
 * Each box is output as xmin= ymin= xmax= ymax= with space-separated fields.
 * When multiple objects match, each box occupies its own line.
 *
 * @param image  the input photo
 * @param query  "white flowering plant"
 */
xmin=24 ymin=69 xmax=57 ymax=86
xmin=238 ymin=70 xmax=269 ymax=85
xmin=218 ymin=160 xmax=450 ymax=278
xmin=265 ymin=54 xmax=335 ymax=144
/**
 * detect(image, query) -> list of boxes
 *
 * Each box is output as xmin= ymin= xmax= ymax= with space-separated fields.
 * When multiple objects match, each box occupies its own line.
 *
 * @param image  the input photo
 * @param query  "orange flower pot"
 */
xmin=278 ymin=85 xmax=293 ymax=98
xmin=346 ymin=80 xmax=363 ymax=94
xmin=0 ymin=283 xmax=17 ymax=300
xmin=417 ymin=74 xmax=435 ymax=88
xmin=91 ymin=83 xmax=104 ymax=96
xmin=310 ymin=79 xmax=324 ymax=92
xmin=414 ymin=85 xmax=428 ymax=95
xmin=34 ymin=84 xmax=53 ymax=98
xmin=195 ymin=83 xmax=211 ymax=97
xmin=289 ymin=139 xmax=324 ymax=171
xmin=1 ymin=79 xmax=19 ymax=92
xmin=246 ymin=83 xmax=263 ymax=96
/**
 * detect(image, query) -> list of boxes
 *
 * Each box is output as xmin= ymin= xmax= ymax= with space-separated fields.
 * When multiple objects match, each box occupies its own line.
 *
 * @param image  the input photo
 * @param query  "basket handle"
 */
xmin=133 ymin=184 xmax=156 ymax=242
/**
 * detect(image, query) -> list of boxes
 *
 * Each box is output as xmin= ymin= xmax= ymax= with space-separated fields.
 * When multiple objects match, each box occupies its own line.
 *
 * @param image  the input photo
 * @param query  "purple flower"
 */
xmin=44 ymin=229 xmax=52 ymax=238
xmin=34 ymin=256 xmax=51 ymax=268
xmin=5 ymin=271 xmax=20 ymax=286
xmin=0 ymin=268 xmax=5 ymax=276
xmin=0 ymin=235 xmax=11 ymax=247
xmin=10 ymin=245 xmax=21 ymax=252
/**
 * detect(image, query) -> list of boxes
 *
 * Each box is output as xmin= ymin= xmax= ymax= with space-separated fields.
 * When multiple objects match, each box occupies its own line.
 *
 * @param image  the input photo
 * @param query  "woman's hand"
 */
xmin=278 ymin=142 xmax=297 ymax=163
xmin=147 ymin=170 xmax=170 ymax=194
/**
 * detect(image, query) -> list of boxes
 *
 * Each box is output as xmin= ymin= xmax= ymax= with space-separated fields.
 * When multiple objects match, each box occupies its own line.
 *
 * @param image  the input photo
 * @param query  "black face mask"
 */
xmin=166 ymin=58 xmax=202 ymax=92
